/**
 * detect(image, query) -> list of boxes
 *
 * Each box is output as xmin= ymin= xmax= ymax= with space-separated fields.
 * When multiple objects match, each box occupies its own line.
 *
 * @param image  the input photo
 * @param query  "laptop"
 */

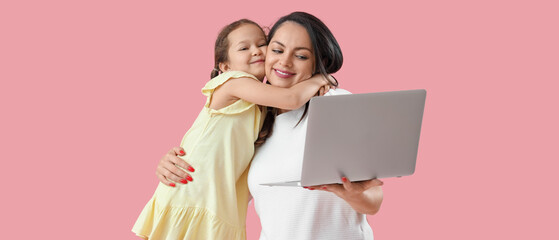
xmin=260 ymin=89 xmax=427 ymax=187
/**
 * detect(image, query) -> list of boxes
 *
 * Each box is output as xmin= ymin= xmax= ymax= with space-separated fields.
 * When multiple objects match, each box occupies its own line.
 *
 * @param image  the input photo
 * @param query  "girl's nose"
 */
xmin=252 ymin=47 xmax=263 ymax=56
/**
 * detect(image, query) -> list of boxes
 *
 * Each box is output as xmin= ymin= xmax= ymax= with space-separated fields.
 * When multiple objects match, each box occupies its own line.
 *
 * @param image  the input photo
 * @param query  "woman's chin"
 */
xmin=270 ymin=82 xmax=293 ymax=88
xmin=267 ymin=78 xmax=295 ymax=88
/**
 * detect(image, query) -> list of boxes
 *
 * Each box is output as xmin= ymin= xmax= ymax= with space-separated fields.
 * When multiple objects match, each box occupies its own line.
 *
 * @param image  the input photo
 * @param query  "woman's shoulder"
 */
xmin=324 ymin=88 xmax=352 ymax=96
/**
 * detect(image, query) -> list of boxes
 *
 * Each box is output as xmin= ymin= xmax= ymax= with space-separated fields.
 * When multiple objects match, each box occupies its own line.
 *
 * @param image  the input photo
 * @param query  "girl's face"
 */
xmin=265 ymin=21 xmax=315 ymax=88
xmin=220 ymin=24 xmax=267 ymax=80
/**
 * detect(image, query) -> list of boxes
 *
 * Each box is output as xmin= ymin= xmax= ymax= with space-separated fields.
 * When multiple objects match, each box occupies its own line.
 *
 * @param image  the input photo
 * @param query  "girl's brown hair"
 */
xmin=210 ymin=19 xmax=266 ymax=79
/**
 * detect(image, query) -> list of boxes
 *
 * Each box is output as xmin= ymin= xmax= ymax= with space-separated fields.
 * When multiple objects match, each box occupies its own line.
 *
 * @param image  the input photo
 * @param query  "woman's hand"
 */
xmin=307 ymin=177 xmax=384 ymax=215
xmin=156 ymin=147 xmax=196 ymax=187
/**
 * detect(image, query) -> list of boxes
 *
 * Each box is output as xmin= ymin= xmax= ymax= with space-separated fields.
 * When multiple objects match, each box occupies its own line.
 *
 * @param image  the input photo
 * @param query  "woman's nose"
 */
xmin=279 ymin=55 xmax=292 ymax=68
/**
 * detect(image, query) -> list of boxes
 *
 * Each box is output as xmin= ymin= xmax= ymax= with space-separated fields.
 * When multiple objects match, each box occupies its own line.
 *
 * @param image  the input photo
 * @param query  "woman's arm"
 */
xmin=156 ymin=147 xmax=195 ymax=187
xmin=313 ymin=178 xmax=384 ymax=215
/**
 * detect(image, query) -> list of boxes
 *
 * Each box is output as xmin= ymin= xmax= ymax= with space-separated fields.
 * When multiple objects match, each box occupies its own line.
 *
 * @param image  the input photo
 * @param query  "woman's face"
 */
xmin=265 ymin=21 xmax=315 ymax=88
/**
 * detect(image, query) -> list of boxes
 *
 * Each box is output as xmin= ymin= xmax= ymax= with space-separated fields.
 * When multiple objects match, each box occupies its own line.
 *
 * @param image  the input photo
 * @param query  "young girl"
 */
xmin=132 ymin=19 xmax=330 ymax=240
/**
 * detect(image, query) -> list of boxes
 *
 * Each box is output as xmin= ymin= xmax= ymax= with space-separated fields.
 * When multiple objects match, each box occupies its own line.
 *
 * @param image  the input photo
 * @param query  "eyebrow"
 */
xmin=235 ymin=40 xmax=250 ymax=46
xmin=236 ymin=38 xmax=266 ymax=45
xmin=271 ymin=41 xmax=312 ymax=52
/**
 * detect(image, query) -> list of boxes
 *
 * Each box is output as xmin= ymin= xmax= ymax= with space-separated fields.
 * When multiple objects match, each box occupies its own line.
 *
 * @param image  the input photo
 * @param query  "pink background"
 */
xmin=1 ymin=0 xmax=557 ymax=239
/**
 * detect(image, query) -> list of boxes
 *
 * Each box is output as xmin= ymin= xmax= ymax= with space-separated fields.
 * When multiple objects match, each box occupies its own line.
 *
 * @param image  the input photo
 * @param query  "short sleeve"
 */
xmin=201 ymin=71 xmax=260 ymax=115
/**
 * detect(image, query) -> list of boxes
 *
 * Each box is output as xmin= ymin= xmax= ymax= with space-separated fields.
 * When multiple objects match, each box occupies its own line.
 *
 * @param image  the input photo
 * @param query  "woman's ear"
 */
xmin=218 ymin=62 xmax=229 ymax=73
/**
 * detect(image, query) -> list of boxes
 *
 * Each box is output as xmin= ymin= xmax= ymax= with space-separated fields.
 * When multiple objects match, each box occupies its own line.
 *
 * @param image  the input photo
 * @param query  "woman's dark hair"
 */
xmin=255 ymin=11 xmax=343 ymax=146
xmin=211 ymin=19 xmax=266 ymax=79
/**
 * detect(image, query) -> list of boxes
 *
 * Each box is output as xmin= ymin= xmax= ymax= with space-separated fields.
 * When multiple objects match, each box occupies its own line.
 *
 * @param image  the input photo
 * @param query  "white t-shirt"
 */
xmin=247 ymin=89 xmax=374 ymax=240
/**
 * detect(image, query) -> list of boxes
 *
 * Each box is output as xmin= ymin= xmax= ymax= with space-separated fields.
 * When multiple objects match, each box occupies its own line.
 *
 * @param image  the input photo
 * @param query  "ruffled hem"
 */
xmin=132 ymin=197 xmax=246 ymax=240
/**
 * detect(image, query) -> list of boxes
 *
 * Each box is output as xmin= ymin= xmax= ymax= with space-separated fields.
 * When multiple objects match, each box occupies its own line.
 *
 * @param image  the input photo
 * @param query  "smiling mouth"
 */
xmin=273 ymin=68 xmax=295 ymax=78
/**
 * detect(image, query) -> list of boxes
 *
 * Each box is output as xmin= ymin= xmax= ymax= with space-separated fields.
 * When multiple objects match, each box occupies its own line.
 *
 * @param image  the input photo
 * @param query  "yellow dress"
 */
xmin=132 ymin=71 xmax=262 ymax=240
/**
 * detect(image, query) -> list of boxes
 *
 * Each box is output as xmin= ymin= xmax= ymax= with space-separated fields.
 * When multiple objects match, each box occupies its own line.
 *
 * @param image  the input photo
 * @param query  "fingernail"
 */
xmin=321 ymin=187 xmax=327 ymax=190
xmin=180 ymin=150 xmax=185 ymax=155
xmin=170 ymin=183 xmax=176 ymax=187
xmin=342 ymin=177 xmax=348 ymax=182
xmin=180 ymin=179 xmax=188 ymax=184
xmin=309 ymin=187 xmax=315 ymax=190
xmin=187 ymin=166 xmax=195 ymax=172
xmin=303 ymin=187 xmax=308 ymax=189
xmin=186 ymin=176 xmax=193 ymax=181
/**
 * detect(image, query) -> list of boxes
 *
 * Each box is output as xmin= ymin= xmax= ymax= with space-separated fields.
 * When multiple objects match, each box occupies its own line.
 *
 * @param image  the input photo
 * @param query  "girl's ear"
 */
xmin=219 ymin=62 xmax=229 ymax=73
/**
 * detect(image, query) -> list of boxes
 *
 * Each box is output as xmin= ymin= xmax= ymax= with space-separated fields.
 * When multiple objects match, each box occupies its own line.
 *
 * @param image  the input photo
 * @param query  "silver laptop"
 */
xmin=260 ymin=89 xmax=426 ymax=187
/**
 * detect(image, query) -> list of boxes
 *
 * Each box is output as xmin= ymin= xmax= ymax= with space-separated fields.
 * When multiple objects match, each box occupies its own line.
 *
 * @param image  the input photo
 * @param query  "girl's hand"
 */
xmin=156 ymin=147 xmax=196 ymax=187
xmin=317 ymin=74 xmax=337 ymax=96
xmin=318 ymin=85 xmax=330 ymax=96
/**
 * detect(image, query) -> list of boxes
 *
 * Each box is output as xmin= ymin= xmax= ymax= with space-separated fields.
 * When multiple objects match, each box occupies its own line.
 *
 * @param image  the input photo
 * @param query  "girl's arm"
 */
xmin=214 ymin=74 xmax=329 ymax=110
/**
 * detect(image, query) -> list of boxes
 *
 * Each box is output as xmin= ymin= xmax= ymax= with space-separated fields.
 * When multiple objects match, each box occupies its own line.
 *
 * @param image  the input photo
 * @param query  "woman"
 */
xmin=156 ymin=12 xmax=383 ymax=239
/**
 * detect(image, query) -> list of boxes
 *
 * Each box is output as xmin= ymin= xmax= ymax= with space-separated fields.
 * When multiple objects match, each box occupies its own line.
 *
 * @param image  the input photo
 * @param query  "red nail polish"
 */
xmin=180 ymin=150 xmax=185 ymax=155
xmin=186 ymin=176 xmax=193 ymax=181
xmin=187 ymin=166 xmax=195 ymax=172
xmin=342 ymin=177 xmax=348 ymax=182
xmin=321 ymin=187 xmax=327 ymax=190
xmin=170 ymin=183 xmax=176 ymax=187
xmin=180 ymin=179 xmax=188 ymax=184
xmin=309 ymin=187 xmax=315 ymax=190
